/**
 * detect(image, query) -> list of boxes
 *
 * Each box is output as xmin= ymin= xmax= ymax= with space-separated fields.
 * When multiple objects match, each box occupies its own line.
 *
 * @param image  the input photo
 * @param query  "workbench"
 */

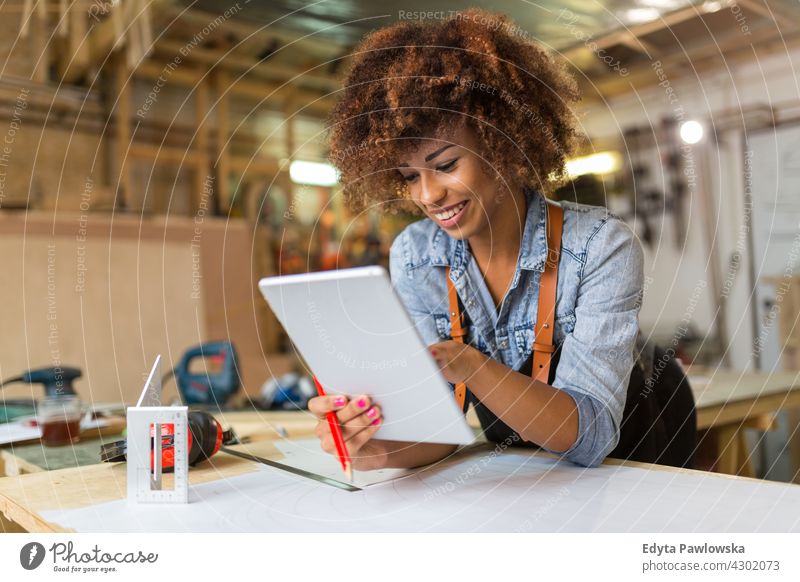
xmin=3 ymin=371 xmax=800 ymax=481
xmin=2 ymin=372 xmax=800 ymax=532
xmin=2 ymin=436 xmax=799 ymax=533
xmin=0 ymin=409 xmax=318 ymax=477
xmin=690 ymin=371 xmax=800 ymax=479
xmin=0 ymin=409 xmax=320 ymax=532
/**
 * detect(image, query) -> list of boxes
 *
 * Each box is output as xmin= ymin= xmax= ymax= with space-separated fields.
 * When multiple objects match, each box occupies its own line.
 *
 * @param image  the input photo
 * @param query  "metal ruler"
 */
xmin=220 ymin=447 xmax=361 ymax=492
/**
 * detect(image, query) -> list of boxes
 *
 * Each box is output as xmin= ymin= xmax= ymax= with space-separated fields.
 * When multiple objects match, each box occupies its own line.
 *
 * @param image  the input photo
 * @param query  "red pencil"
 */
xmin=312 ymin=375 xmax=353 ymax=482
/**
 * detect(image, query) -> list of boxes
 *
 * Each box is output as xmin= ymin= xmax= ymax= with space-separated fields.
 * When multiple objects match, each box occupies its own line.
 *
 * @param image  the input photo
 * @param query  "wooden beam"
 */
xmin=128 ymin=142 xmax=204 ymax=166
xmin=160 ymin=5 xmax=347 ymax=61
xmin=609 ymin=4 xmax=711 ymax=46
xmin=284 ymin=93 xmax=296 ymax=205
xmin=0 ymin=75 xmax=99 ymax=109
xmin=229 ymin=156 xmax=281 ymax=175
xmin=19 ymin=0 xmax=34 ymax=37
xmin=57 ymin=0 xmax=69 ymax=37
xmin=737 ymin=0 xmax=797 ymax=30
xmin=58 ymin=5 xmax=91 ymax=83
xmin=582 ymin=26 xmax=800 ymax=101
xmin=151 ymin=39 xmax=340 ymax=92
xmin=140 ymin=0 xmax=154 ymax=56
xmin=132 ymin=60 xmax=335 ymax=117
xmin=134 ymin=60 xmax=200 ymax=85
xmin=114 ymin=57 xmax=131 ymax=209
xmin=88 ymin=0 xmax=170 ymax=70
xmin=193 ymin=74 xmax=210 ymax=213
xmin=19 ymin=2 xmax=50 ymax=82
xmin=227 ymin=76 xmax=334 ymax=116
xmin=127 ymin=5 xmax=143 ymax=69
xmin=111 ymin=0 xmax=125 ymax=52
xmin=620 ymin=34 xmax=658 ymax=57
xmin=563 ymin=2 xmax=724 ymax=62
xmin=214 ymin=69 xmax=231 ymax=209
xmin=4 ymin=0 xmax=81 ymax=13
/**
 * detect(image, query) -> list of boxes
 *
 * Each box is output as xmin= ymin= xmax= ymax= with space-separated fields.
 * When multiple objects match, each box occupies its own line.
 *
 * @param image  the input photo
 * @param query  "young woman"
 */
xmin=307 ymin=9 xmax=644 ymax=469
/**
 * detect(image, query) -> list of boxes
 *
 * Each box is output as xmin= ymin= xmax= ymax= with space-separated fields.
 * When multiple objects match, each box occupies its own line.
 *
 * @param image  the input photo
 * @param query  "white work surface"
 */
xmin=39 ymin=445 xmax=800 ymax=533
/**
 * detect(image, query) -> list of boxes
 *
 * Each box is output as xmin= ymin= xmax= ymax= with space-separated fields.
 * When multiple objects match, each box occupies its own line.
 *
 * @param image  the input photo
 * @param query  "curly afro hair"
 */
xmin=326 ymin=8 xmax=581 ymax=214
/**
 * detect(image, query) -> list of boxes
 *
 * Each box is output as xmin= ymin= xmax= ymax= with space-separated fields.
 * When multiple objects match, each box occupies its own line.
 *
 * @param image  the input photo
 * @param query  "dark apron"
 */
xmin=463 ymin=338 xmax=696 ymax=468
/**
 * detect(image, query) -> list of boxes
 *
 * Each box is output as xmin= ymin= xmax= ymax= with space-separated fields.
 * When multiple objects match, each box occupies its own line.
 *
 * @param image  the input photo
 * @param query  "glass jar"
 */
xmin=37 ymin=396 xmax=82 ymax=446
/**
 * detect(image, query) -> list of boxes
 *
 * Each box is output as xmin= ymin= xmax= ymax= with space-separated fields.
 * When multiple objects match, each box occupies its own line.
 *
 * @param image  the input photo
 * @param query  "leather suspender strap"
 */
xmin=532 ymin=201 xmax=563 ymax=383
xmin=444 ymin=199 xmax=564 ymax=409
xmin=445 ymin=266 xmax=468 ymax=411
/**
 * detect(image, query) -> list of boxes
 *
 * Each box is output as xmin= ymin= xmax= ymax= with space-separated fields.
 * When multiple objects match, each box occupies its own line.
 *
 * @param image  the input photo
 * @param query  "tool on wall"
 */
xmin=622 ymin=126 xmax=659 ymax=248
xmin=661 ymin=117 xmax=688 ymax=249
xmin=161 ymin=341 xmax=240 ymax=407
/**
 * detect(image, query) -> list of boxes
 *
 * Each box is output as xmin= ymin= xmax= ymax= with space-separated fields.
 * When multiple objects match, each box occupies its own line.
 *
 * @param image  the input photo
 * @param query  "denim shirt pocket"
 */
xmin=512 ymin=311 xmax=576 ymax=355
xmin=554 ymin=312 xmax=577 ymax=343
xmin=512 ymin=323 xmax=534 ymax=355
xmin=433 ymin=313 xmax=451 ymax=340
xmin=433 ymin=313 xmax=489 ymax=353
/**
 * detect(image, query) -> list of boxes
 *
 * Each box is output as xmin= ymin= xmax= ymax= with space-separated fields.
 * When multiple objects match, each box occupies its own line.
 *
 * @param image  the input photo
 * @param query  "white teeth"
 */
xmin=434 ymin=201 xmax=467 ymax=221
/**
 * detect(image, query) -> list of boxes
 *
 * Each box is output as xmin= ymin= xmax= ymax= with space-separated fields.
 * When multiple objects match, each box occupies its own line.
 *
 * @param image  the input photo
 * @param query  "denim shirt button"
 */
xmin=498 ymin=339 xmax=509 ymax=349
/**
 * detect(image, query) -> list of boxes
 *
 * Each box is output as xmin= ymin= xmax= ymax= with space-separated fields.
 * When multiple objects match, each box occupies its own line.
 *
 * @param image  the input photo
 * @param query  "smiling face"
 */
xmin=396 ymin=124 xmax=522 ymax=241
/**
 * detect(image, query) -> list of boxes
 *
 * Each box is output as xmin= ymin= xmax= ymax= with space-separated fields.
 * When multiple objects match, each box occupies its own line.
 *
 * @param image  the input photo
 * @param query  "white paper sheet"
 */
xmin=39 ymin=447 xmax=800 ymax=533
xmin=273 ymin=438 xmax=414 ymax=487
xmin=0 ymin=422 xmax=42 ymax=445
xmin=0 ymin=418 xmax=110 ymax=446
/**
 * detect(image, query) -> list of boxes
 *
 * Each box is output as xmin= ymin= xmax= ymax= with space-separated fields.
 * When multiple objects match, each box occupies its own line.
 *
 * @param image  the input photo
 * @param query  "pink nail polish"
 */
xmin=333 ymin=396 xmax=346 ymax=407
xmin=357 ymin=398 xmax=367 ymax=408
xmin=372 ymin=418 xmax=381 ymax=426
xmin=366 ymin=407 xmax=377 ymax=418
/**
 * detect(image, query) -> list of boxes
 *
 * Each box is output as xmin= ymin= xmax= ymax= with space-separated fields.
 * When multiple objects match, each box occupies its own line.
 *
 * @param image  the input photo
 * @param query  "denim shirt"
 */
xmin=388 ymin=188 xmax=645 ymax=467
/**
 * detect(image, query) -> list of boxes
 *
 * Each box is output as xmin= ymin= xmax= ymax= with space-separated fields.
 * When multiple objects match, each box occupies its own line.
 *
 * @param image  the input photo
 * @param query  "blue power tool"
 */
xmin=0 ymin=367 xmax=81 ymax=423
xmin=164 ymin=341 xmax=241 ymax=406
xmin=0 ymin=366 xmax=80 ymax=396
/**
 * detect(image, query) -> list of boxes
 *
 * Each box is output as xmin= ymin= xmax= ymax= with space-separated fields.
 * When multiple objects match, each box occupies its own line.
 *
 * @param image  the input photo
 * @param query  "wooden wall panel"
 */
xmin=0 ymin=212 xmax=280 ymax=405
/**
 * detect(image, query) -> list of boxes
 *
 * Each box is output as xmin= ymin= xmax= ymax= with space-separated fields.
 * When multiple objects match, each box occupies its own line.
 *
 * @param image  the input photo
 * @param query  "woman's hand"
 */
xmin=307 ymin=394 xmax=389 ymax=471
xmin=428 ymin=340 xmax=486 ymax=384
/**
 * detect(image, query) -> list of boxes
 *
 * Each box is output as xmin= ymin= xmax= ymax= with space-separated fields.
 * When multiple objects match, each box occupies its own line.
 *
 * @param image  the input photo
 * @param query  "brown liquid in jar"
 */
xmin=41 ymin=418 xmax=81 ymax=446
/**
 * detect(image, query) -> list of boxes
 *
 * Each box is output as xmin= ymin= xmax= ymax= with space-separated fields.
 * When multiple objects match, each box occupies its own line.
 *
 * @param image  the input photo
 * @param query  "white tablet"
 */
xmin=258 ymin=266 xmax=475 ymax=445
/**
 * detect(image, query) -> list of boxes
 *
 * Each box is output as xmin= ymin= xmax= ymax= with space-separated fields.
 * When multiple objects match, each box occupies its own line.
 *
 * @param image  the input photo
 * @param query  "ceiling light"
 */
xmin=565 ymin=152 xmax=621 ymax=178
xmin=625 ymin=8 xmax=661 ymax=23
xmin=639 ymin=0 xmax=682 ymax=7
xmin=679 ymin=120 xmax=704 ymax=144
xmin=289 ymin=160 xmax=339 ymax=186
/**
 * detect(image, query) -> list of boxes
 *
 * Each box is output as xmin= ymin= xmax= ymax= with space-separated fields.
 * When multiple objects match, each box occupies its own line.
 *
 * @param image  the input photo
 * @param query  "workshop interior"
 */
xmin=1 ymin=0 xmax=800 ymax=541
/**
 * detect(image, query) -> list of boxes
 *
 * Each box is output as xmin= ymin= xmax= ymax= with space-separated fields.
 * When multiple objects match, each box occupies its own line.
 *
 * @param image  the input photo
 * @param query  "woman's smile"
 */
xmin=432 ymin=200 xmax=470 ymax=228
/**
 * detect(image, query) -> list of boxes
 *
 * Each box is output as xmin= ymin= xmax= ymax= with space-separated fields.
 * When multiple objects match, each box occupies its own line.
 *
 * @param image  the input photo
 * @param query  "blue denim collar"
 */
xmin=430 ymin=187 xmax=548 ymax=279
